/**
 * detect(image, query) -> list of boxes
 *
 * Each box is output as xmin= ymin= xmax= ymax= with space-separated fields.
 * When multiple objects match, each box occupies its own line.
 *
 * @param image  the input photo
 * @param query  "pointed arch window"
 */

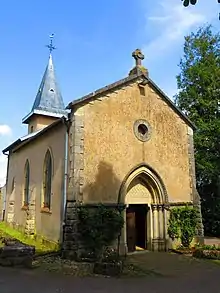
xmin=24 ymin=160 xmax=30 ymax=206
xmin=43 ymin=149 xmax=52 ymax=210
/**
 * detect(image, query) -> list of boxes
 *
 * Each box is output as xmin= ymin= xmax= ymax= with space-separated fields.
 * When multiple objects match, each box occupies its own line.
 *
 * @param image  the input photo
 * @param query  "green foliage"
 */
xmin=195 ymin=244 xmax=220 ymax=251
xmin=182 ymin=0 xmax=197 ymax=7
xmin=175 ymin=25 xmax=220 ymax=236
xmin=168 ymin=207 xmax=198 ymax=247
xmin=0 ymin=222 xmax=58 ymax=253
xmin=182 ymin=0 xmax=220 ymax=7
xmin=193 ymin=246 xmax=220 ymax=260
xmin=167 ymin=209 xmax=181 ymax=240
xmin=77 ymin=204 xmax=124 ymax=260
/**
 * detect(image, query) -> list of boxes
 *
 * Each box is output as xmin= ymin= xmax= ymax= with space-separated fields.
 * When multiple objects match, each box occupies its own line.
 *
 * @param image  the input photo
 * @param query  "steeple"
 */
xmin=22 ymin=35 xmax=67 ymax=132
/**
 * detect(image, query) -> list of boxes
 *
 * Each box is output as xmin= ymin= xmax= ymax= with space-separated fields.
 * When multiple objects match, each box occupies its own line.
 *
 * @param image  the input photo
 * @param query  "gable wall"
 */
xmin=74 ymin=81 xmax=193 ymax=204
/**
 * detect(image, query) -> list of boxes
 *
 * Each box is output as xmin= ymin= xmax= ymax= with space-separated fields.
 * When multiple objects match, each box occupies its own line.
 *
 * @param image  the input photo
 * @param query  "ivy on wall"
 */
xmin=168 ymin=206 xmax=198 ymax=247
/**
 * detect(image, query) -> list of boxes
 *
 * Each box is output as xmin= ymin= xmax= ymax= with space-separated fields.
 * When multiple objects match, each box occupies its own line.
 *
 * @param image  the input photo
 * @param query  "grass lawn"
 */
xmin=0 ymin=222 xmax=59 ymax=254
xmin=212 ymin=260 xmax=220 ymax=265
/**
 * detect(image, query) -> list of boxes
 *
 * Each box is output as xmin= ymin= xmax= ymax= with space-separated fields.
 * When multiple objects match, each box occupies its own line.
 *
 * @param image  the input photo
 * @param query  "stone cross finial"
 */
xmin=132 ymin=49 xmax=145 ymax=67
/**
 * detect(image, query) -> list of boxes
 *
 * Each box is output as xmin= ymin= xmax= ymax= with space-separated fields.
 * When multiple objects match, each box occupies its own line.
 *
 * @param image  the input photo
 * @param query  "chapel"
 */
xmin=2 ymin=44 xmax=203 ymax=256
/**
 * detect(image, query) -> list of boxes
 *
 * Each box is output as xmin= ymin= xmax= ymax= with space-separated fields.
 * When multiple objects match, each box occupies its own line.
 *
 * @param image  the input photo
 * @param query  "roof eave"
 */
xmin=22 ymin=109 xmax=68 ymax=124
xmin=11 ymin=117 xmax=67 ymax=153
xmin=66 ymin=73 xmax=142 ymax=110
xmin=2 ymin=139 xmax=22 ymax=154
xmin=66 ymin=72 xmax=196 ymax=130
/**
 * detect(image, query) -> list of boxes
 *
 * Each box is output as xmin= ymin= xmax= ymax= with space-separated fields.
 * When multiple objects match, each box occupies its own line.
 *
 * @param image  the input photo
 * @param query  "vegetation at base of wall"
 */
xmin=0 ymin=222 xmax=59 ymax=254
xmin=193 ymin=244 xmax=220 ymax=260
xmin=167 ymin=206 xmax=198 ymax=247
xmin=77 ymin=204 xmax=124 ymax=261
xmin=196 ymin=244 xmax=220 ymax=251
xmin=175 ymin=25 xmax=220 ymax=237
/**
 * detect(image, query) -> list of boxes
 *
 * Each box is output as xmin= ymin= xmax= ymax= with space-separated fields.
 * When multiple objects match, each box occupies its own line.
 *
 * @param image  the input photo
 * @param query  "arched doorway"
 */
xmin=119 ymin=165 xmax=169 ymax=253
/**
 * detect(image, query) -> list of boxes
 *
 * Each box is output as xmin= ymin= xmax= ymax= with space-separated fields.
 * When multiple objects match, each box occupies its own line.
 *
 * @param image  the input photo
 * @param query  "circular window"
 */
xmin=134 ymin=119 xmax=152 ymax=142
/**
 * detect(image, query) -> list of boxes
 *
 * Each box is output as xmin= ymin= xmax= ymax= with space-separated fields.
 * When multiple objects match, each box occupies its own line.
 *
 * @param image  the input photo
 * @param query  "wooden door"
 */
xmin=126 ymin=210 xmax=136 ymax=252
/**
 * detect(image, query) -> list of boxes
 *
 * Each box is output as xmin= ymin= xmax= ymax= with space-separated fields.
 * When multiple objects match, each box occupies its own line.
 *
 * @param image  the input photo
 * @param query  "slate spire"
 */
xmin=22 ymin=35 xmax=67 ymax=124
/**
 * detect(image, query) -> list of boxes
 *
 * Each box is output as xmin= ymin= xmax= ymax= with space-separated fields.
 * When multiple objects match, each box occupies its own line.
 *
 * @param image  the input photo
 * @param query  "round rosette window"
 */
xmin=133 ymin=119 xmax=152 ymax=142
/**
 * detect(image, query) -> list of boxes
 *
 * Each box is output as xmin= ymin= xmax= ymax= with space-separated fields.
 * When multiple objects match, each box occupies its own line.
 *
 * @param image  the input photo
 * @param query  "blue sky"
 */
xmin=0 ymin=0 xmax=218 ymax=185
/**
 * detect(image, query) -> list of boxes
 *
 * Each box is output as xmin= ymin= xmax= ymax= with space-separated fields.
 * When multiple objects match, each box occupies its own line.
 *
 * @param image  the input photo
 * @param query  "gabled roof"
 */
xmin=67 ymin=71 xmax=196 ymax=130
xmin=2 ymin=117 xmax=66 ymax=154
xmin=22 ymin=54 xmax=67 ymax=124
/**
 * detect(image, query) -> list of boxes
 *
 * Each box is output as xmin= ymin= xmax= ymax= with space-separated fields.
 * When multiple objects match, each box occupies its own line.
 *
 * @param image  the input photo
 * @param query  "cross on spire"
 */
xmin=132 ymin=49 xmax=145 ymax=67
xmin=46 ymin=34 xmax=56 ymax=54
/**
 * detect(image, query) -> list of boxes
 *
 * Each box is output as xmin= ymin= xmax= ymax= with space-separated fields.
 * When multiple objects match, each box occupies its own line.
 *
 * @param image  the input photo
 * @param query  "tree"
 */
xmin=182 ymin=0 xmax=220 ymax=7
xmin=182 ymin=0 xmax=197 ymax=7
xmin=175 ymin=25 xmax=220 ymax=236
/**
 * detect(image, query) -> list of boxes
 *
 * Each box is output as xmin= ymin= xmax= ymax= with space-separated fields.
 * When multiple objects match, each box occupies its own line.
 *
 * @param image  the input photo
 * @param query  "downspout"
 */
xmin=2 ymin=152 xmax=9 ymax=221
xmin=61 ymin=117 xmax=70 ymax=243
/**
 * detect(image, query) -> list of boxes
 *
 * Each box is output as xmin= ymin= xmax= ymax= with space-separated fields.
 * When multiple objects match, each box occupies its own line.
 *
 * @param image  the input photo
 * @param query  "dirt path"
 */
xmin=0 ymin=252 xmax=220 ymax=293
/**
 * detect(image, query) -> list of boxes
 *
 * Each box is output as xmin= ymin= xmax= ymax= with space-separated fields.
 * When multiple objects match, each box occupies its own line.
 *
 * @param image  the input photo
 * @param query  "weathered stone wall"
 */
xmin=67 ymin=108 xmax=84 ymax=203
xmin=62 ymin=201 xmax=79 ymax=259
xmin=75 ymin=81 xmax=192 ymax=204
xmin=64 ymin=78 xmax=198 ymax=257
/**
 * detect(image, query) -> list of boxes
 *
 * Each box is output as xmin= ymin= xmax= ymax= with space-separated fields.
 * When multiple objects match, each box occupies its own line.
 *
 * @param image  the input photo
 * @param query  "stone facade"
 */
xmin=67 ymin=108 xmax=85 ymax=203
xmin=62 ymin=201 xmax=79 ymax=259
xmin=24 ymin=188 xmax=36 ymax=236
xmin=62 ymin=108 xmax=85 ymax=259
xmin=63 ymin=61 xmax=204 ymax=256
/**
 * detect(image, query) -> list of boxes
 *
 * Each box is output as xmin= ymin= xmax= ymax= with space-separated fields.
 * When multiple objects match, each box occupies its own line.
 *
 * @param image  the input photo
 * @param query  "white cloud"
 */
xmin=0 ymin=154 xmax=7 ymax=187
xmin=0 ymin=125 xmax=11 ymax=136
xmin=143 ymin=0 xmax=216 ymax=60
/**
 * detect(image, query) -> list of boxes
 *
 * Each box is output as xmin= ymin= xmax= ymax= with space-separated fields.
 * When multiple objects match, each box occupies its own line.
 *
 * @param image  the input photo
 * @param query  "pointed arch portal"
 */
xmin=119 ymin=165 xmax=169 ymax=253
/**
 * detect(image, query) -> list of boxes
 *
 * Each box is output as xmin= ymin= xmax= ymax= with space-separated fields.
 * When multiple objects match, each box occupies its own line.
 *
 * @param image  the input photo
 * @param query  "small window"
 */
xmin=50 ymin=88 xmax=54 ymax=92
xmin=139 ymin=85 xmax=146 ymax=96
xmin=43 ymin=149 xmax=52 ymax=210
xmin=24 ymin=160 xmax=30 ymax=206
xmin=30 ymin=126 xmax=34 ymax=133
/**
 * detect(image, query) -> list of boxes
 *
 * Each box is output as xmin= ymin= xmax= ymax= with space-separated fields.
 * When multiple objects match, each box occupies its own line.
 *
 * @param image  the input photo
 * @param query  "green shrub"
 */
xmin=77 ymin=204 xmax=124 ymax=261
